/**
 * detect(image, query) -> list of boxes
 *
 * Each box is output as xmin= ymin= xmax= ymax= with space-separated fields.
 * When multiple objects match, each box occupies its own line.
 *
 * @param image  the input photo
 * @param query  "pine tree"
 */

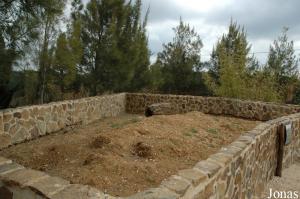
xmin=155 ymin=18 xmax=203 ymax=94
xmin=53 ymin=34 xmax=74 ymax=96
xmin=81 ymin=0 xmax=150 ymax=94
xmin=124 ymin=1 xmax=150 ymax=92
xmin=208 ymin=21 xmax=250 ymax=98
xmin=206 ymin=21 xmax=280 ymax=102
xmin=0 ymin=1 xmax=43 ymax=108
xmin=35 ymin=0 xmax=66 ymax=103
xmin=266 ymin=28 xmax=299 ymax=103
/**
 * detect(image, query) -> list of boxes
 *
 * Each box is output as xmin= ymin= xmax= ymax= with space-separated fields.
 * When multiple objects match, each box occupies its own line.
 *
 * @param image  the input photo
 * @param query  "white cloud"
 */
xmin=175 ymin=0 xmax=233 ymax=13
xmin=142 ymin=0 xmax=300 ymax=64
xmin=68 ymin=0 xmax=300 ymax=64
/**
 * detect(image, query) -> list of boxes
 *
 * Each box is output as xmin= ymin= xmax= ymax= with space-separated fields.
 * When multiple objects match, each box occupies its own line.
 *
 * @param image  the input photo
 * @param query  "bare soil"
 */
xmin=0 ymin=112 xmax=260 ymax=197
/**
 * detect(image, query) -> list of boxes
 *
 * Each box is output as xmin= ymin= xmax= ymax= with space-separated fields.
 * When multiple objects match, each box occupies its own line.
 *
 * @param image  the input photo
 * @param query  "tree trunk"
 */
xmin=145 ymin=103 xmax=174 ymax=117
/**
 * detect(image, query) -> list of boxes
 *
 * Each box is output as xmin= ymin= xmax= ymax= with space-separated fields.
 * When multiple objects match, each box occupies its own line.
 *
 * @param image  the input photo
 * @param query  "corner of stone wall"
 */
xmin=0 ymin=156 xmax=119 ymax=199
xmin=0 ymin=93 xmax=128 ymax=150
xmin=125 ymin=93 xmax=300 ymax=121
xmin=0 ymin=112 xmax=3 ymax=133
xmin=0 ymin=112 xmax=11 ymax=149
xmin=128 ymin=113 xmax=300 ymax=199
xmin=1 ymin=93 xmax=300 ymax=199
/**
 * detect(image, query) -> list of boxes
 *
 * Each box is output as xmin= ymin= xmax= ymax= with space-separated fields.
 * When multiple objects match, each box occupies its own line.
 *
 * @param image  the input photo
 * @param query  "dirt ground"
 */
xmin=261 ymin=161 xmax=300 ymax=199
xmin=0 ymin=112 xmax=260 ymax=197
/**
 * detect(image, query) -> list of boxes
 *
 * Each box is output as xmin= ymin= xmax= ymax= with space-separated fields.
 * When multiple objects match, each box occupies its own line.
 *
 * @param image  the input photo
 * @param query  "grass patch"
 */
xmin=110 ymin=123 xmax=123 ymax=129
xmin=110 ymin=117 xmax=141 ymax=129
xmin=190 ymin=128 xmax=198 ymax=134
xmin=183 ymin=128 xmax=198 ymax=137
xmin=183 ymin=132 xmax=193 ymax=137
xmin=207 ymin=128 xmax=219 ymax=135
xmin=129 ymin=117 xmax=140 ymax=123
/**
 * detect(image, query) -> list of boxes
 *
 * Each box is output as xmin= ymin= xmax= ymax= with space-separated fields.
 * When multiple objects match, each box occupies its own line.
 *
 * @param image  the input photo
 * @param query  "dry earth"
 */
xmin=0 ymin=112 xmax=260 ymax=197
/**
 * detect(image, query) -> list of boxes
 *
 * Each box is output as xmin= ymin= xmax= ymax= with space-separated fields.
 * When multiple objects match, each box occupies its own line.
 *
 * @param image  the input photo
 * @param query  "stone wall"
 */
xmin=0 ymin=93 xmax=300 ymax=199
xmin=126 ymin=113 xmax=299 ymax=199
xmin=126 ymin=93 xmax=300 ymax=121
xmin=0 ymin=93 xmax=126 ymax=149
xmin=124 ymin=93 xmax=300 ymax=199
xmin=0 ymin=156 xmax=116 ymax=199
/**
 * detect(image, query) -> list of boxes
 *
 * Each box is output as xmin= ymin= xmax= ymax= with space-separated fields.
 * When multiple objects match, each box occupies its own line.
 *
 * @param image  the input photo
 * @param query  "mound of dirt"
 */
xmin=83 ymin=154 xmax=104 ymax=166
xmin=0 ymin=112 xmax=260 ymax=197
xmin=90 ymin=135 xmax=111 ymax=148
xmin=131 ymin=142 xmax=152 ymax=158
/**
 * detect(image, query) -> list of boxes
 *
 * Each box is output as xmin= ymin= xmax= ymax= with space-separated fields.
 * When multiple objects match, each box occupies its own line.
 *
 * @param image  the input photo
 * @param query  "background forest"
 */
xmin=0 ymin=0 xmax=299 ymax=109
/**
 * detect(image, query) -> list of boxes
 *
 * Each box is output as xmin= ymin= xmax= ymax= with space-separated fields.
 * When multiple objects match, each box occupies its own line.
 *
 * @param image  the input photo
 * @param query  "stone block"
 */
xmin=10 ymin=127 xmax=28 ymax=144
xmin=2 ymin=112 xmax=13 ymax=125
xmin=0 ymin=134 xmax=12 ymax=149
xmin=126 ymin=187 xmax=179 ymax=199
xmin=1 ymin=169 xmax=48 ymax=187
xmin=161 ymin=175 xmax=191 ymax=196
xmin=253 ymin=123 xmax=270 ymax=131
xmin=13 ymin=112 xmax=22 ymax=119
xmin=0 ymin=163 xmax=24 ymax=176
xmin=237 ymin=135 xmax=254 ymax=144
xmin=178 ymin=168 xmax=207 ymax=185
xmin=217 ymin=181 xmax=227 ymax=199
xmin=52 ymin=184 xmax=106 ymax=199
xmin=194 ymin=161 xmax=221 ymax=178
xmin=0 ymin=157 xmax=12 ymax=166
xmin=28 ymin=176 xmax=70 ymax=197
xmin=193 ymin=178 xmax=216 ymax=199
xmin=220 ymin=146 xmax=243 ymax=157
xmin=0 ymin=112 xmax=3 ymax=132
xmin=230 ymin=141 xmax=248 ymax=150
xmin=243 ymin=131 xmax=258 ymax=139
xmin=208 ymin=153 xmax=233 ymax=166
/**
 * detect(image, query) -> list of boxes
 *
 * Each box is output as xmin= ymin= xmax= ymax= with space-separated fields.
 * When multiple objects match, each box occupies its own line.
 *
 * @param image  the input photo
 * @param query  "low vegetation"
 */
xmin=1 ymin=1 xmax=299 ymax=109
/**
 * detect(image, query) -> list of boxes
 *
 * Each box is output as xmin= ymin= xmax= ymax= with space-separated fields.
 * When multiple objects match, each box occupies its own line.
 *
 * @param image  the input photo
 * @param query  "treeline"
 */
xmin=0 ymin=0 xmax=299 ymax=109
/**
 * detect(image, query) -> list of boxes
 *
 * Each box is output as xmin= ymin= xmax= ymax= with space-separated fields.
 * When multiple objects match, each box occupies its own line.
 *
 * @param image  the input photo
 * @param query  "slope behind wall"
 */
xmin=126 ymin=93 xmax=300 ymax=121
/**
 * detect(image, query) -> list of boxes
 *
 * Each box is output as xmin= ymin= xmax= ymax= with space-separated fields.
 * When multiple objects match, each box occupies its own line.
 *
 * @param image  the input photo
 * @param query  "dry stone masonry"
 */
xmin=0 ymin=93 xmax=300 ymax=199
xmin=126 ymin=93 xmax=300 ymax=120
xmin=0 ymin=93 xmax=126 ymax=149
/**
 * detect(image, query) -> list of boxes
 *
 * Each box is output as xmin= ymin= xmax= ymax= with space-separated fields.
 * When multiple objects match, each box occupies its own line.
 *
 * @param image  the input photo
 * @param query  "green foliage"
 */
xmin=205 ymin=21 xmax=280 ymax=102
xmin=266 ymin=28 xmax=299 ymax=103
xmin=148 ymin=63 xmax=164 ymax=92
xmin=24 ymin=70 xmax=39 ymax=104
xmin=207 ymin=21 xmax=249 ymax=98
xmin=0 ymin=0 xmax=43 ymax=108
xmin=245 ymin=70 xmax=280 ymax=102
xmin=35 ymin=0 xmax=66 ymax=103
xmin=291 ymin=82 xmax=300 ymax=104
xmin=81 ymin=0 xmax=150 ymax=95
xmin=207 ymin=128 xmax=219 ymax=135
xmin=183 ymin=128 xmax=198 ymax=137
xmin=53 ymin=33 xmax=76 ymax=96
xmin=155 ymin=18 xmax=207 ymax=95
xmin=53 ymin=19 xmax=83 ymax=98
xmin=0 ymin=35 xmax=15 ymax=90
xmin=110 ymin=116 xmax=141 ymax=129
xmin=1 ymin=1 xmax=300 ymax=108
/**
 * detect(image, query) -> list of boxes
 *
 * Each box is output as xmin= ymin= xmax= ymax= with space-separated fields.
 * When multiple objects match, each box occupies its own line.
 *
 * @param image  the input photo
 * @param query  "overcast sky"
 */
xmin=137 ymin=0 xmax=300 ymax=63
xmin=78 ymin=0 xmax=300 ymax=64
